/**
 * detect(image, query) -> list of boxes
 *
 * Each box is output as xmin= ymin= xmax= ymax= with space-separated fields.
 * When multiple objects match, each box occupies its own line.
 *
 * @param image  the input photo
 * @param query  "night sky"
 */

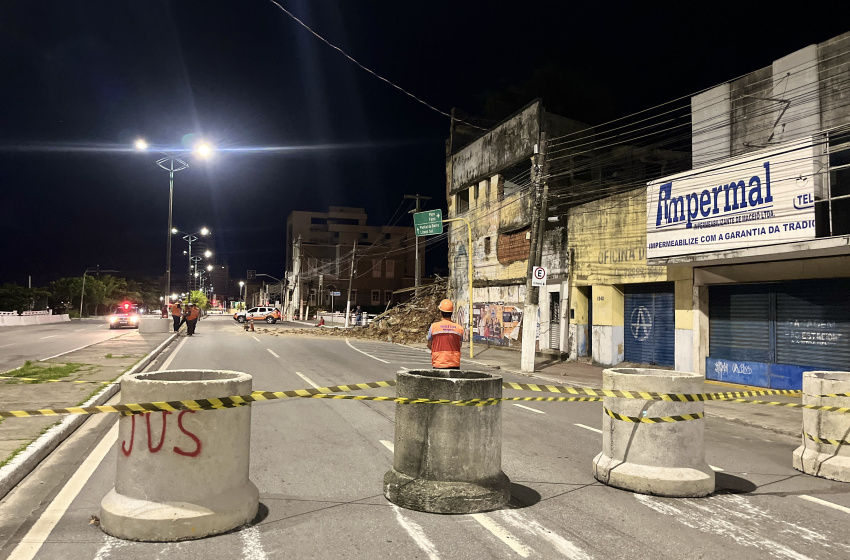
xmin=1 ymin=1 xmax=846 ymax=287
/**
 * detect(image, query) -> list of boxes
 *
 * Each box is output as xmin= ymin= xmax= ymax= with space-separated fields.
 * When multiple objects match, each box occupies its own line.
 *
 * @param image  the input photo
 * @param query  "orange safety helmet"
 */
xmin=438 ymin=299 xmax=454 ymax=313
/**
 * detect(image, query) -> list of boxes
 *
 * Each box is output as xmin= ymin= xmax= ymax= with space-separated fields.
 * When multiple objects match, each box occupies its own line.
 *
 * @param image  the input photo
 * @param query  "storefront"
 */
xmin=624 ymin=283 xmax=675 ymax=367
xmin=707 ymin=278 xmax=850 ymax=389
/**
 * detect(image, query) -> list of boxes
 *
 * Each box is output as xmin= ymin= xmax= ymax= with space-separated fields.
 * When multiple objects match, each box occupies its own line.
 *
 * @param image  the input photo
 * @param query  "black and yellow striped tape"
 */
xmin=603 ymin=406 xmax=704 ymax=424
xmin=803 ymin=432 xmax=850 ymax=446
xmin=726 ymin=398 xmax=850 ymax=414
xmin=502 ymin=382 xmax=801 ymax=401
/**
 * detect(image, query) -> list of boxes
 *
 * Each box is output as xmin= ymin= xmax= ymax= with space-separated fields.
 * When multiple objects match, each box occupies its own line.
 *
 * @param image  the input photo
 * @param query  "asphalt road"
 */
xmin=2 ymin=316 xmax=849 ymax=559
xmin=0 ymin=320 xmax=127 ymax=373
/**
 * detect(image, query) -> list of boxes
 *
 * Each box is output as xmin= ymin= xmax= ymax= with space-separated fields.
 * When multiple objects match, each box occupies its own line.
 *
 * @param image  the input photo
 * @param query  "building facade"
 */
xmin=285 ymin=206 xmax=419 ymax=314
xmin=646 ymin=33 xmax=850 ymax=389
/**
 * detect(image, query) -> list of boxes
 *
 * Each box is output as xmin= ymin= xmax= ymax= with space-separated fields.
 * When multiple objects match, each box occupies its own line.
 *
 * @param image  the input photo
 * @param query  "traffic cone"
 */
xmin=250 ymin=316 xmax=255 ymax=332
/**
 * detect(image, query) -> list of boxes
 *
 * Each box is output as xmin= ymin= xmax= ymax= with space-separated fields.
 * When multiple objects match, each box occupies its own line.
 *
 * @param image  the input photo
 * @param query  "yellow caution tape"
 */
xmin=725 ymin=398 xmax=850 ymax=414
xmin=502 ymin=382 xmax=802 ymax=402
xmin=804 ymin=432 xmax=850 ymax=446
xmin=604 ymin=406 xmax=704 ymax=424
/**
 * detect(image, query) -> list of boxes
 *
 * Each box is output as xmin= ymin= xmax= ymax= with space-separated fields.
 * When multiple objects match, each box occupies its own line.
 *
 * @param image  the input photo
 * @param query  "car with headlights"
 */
xmin=233 ymin=306 xmax=281 ymax=324
xmin=109 ymin=302 xmax=141 ymax=329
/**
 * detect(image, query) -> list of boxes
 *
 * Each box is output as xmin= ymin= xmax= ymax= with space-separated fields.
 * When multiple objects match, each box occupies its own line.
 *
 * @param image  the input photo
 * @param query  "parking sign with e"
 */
xmin=532 ymin=266 xmax=547 ymax=286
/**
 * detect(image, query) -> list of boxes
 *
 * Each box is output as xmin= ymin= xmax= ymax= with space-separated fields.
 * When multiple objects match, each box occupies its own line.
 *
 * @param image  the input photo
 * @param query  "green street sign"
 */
xmin=413 ymin=209 xmax=443 ymax=236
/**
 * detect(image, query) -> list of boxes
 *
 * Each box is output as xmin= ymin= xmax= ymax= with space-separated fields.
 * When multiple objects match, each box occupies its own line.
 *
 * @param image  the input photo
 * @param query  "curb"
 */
xmin=0 ymin=333 xmax=178 ymax=500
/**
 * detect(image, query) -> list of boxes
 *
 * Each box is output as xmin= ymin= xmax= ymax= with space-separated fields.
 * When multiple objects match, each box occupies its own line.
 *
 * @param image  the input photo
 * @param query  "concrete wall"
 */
xmin=819 ymin=32 xmax=850 ymax=132
xmin=591 ymin=285 xmax=624 ymax=366
xmin=0 ymin=314 xmax=70 ymax=327
xmin=691 ymin=84 xmax=731 ymax=167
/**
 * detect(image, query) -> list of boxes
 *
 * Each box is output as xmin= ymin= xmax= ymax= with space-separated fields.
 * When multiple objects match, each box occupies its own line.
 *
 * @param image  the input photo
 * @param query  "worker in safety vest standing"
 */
xmin=170 ymin=300 xmax=183 ymax=332
xmin=427 ymin=299 xmax=464 ymax=369
xmin=185 ymin=303 xmax=201 ymax=336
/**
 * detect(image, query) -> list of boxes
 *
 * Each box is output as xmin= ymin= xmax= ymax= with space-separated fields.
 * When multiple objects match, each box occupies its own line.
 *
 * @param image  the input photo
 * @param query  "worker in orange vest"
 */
xmin=170 ymin=300 xmax=183 ymax=332
xmin=427 ymin=299 xmax=464 ymax=369
xmin=185 ymin=303 xmax=201 ymax=336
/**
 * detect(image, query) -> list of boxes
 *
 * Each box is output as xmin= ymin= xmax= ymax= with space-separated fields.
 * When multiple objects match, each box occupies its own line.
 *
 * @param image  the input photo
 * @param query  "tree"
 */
xmin=188 ymin=290 xmax=209 ymax=310
xmin=0 ymin=284 xmax=50 ymax=314
xmin=50 ymin=277 xmax=83 ymax=315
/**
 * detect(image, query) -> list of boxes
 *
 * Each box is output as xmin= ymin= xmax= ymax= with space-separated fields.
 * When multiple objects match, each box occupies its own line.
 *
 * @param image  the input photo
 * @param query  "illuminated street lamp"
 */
xmin=135 ymin=138 xmax=214 ymax=305
xmin=173 ymin=227 xmax=211 ymax=291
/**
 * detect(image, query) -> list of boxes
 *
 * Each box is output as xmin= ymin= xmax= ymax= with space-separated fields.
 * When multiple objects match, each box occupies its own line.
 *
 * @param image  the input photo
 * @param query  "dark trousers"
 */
xmin=187 ymin=318 xmax=198 ymax=335
xmin=172 ymin=315 xmax=181 ymax=332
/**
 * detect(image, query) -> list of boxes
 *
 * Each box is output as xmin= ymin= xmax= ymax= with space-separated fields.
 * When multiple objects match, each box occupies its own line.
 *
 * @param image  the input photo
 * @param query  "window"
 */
xmin=484 ymin=236 xmax=491 ymax=255
xmin=385 ymin=260 xmax=395 ymax=278
xmin=385 ymin=290 xmax=392 ymax=304
xmin=474 ymin=184 xmax=479 ymax=200
xmin=497 ymin=227 xmax=531 ymax=265
xmin=456 ymin=189 xmax=469 ymax=213
xmin=309 ymin=290 xmax=316 ymax=306
xmin=371 ymin=290 xmax=380 ymax=304
xmin=372 ymin=259 xmax=381 ymax=278
xmin=351 ymin=290 xmax=357 ymax=305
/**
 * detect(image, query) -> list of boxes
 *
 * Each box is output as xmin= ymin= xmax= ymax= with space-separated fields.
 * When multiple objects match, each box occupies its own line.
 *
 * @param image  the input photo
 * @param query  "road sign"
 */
xmin=331 ymin=291 xmax=341 ymax=296
xmin=413 ymin=209 xmax=443 ymax=236
xmin=532 ymin=266 xmax=547 ymax=287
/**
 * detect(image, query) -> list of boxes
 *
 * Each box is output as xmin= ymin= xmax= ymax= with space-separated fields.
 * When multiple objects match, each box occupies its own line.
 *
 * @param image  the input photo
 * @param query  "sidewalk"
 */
xmin=0 ymin=330 xmax=172 ymax=470
xmin=461 ymin=344 xmax=804 ymax=439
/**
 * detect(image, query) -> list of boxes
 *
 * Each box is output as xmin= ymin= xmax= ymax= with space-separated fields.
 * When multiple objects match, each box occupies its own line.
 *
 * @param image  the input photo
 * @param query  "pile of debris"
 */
xmin=267 ymin=282 xmax=446 ymax=344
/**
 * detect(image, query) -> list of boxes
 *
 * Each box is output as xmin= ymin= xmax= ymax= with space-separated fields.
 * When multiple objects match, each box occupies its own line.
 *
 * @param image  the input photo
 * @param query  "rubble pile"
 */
xmin=267 ymin=282 xmax=446 ymax=344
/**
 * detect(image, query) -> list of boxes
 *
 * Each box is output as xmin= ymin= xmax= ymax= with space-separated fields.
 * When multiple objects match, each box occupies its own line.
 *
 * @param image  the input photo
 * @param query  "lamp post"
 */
xmin=239 ymin=281 xmax=245 ymax=310
xmin=174 ymin=227 xmax=210 ymax=291
xmin=135 ymin=138 xmax=213 ymax=305
xmin=79 ymin=266 xmax=118 ymax=318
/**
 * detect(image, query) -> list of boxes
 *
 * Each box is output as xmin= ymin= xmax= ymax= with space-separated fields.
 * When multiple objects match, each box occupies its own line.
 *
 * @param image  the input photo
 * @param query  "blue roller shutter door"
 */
xmin=624 ymin=284 xmax=674 ymax=366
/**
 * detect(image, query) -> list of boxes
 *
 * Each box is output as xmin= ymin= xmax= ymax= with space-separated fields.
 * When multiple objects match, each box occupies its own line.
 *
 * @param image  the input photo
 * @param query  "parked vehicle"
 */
xmin=233 ymin=306 xmax=281 ymax=324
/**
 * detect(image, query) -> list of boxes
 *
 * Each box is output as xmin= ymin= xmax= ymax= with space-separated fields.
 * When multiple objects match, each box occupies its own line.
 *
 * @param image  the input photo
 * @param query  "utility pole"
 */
xmin=521 ymin=132 xmax=547 ymax=373
xmin=290 ymin=235 xmax=301 ymax=321
xmin=405 ymin=194 xmax=431 ymax=293
xmin=344 ymin=240 xmax=357 ymax=327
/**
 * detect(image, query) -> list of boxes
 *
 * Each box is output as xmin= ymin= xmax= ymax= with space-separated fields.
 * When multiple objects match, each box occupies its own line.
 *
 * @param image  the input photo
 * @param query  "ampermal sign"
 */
xmin=646 ymin=138 xmax=820 ymax=259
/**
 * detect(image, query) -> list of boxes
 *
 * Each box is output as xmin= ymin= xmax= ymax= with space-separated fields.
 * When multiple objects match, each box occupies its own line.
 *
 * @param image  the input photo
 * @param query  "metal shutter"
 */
xmin=624 ymin=284 xmax=675 ymax=366
xmin=709 ymin=285 xmax=772 ymax=362
xmin=775 ymin=279 xmax=850 ymax=370
xmin=549 ymin=293 xmax=560 ymax=349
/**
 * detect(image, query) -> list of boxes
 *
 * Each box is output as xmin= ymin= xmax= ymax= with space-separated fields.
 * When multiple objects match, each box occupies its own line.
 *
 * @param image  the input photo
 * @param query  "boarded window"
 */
xmin=456 ymin=189 xmax=469 ymax=213
xmin=497 ymin=228 xmax=531 ymax=264
xmin=386 ymin=260 xmax=395 ymax=278
xmin=372 ymin=259 xmax=381 ymax=278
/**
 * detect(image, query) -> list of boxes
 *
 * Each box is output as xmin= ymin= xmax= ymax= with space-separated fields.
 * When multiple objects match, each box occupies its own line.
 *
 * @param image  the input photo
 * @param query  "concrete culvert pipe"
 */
xmin=100 ymin=370 xmax=259 ymax=541
xmin=592 ymin=368 xmax=715 ymax=497
xmin=793 ymin=371 xmax=850 ymax=482
xmin=384 ymin=369 xmax=511 ymax=514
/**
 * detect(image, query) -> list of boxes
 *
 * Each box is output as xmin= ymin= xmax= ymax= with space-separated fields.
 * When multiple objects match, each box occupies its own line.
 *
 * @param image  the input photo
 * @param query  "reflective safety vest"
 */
xmin=187 ymin=307 xmax=200 ymax=320
xmin=428 ymin=319 xmax=464 ymax=368
xmin=170 ymin=303 xmax=182 ymax=317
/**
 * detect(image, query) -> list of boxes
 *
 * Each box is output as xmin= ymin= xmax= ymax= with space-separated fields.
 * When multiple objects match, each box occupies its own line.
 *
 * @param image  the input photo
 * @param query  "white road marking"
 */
xmin=799 ymin=495 xmax=850 ymax=515
xmin=392 ymin=504 xmax=441 ymax=560
xmin=512 ymin=404 xmax=545 ymax=414
xmin=575 ymin=423 xmax=602 ymax=434
xmin=8 ymin=424 xmax=118 ymax=560
xmin=498 ymin=509 xmax=591 ymax=559
xmin=267 ymin=348 xmax=280 ymax=358
xmin=93 ymin=534 xmax=128 ymax=560
xmin=252 ymin=336 xmax=260 ymax=342
xmin=240 ymin=525 xmax=268 ymax=560
xmin=710 ymin=465 xmax=724 ymax=472
xmin=345 ymin=338 xmax=390 ymax=363
xmin=0 ymin=343 xmax=14 ymax=348
xmin=635 ymin=492 xmax=845 ymax=559
xmin=159 ymin=337 xmax=188 ymax=370
xmin=38 ymin=334 xmax=123 ymax=361
xmin=295 ymin=371 xmax=320 ymax=389
xmin=39 ymin=335 xmax=57 ymax=340
xmin=471 ymin=514 xmax=533 ymax=557
xmin=380 ymin=440 xmax=395 ymax=452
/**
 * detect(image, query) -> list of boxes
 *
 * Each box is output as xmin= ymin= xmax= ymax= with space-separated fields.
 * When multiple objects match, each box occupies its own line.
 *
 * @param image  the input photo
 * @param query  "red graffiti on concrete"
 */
xmin=121 ymin=410 xmax=202 ymax=458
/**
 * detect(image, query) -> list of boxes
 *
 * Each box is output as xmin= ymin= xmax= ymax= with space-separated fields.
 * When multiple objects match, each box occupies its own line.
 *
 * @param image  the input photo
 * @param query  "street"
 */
xmin=1 ymin=316 xmax=849 ymax=559
xmin=0 ymin=321 xmax=124 ymax=374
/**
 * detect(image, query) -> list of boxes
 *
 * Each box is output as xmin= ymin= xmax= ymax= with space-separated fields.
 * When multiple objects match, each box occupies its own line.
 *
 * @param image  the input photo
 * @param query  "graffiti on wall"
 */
xmin=121 ymin=410 xmax=202 ymax=458
xmin=468 ymin=302 xmax=523 ymax=346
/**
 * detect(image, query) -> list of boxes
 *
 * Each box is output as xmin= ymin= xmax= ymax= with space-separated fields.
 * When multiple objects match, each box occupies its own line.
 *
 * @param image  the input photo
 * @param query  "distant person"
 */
xmin=317 ymin=316 xmax=325 ymax=327
xmin=427 ymin=299 xmax=464 ymax=369
xmin=355 ymin=305 xmax=363 ymax=326
xmin=186 ymin=303 xmax=200 ymax=336
xmin=170 ymin=300 xmax=183 ymax=332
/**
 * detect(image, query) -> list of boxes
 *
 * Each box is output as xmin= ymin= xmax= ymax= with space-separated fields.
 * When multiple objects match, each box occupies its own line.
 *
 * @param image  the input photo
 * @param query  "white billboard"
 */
xmin=647 ymin=139 xmax=819 ymax=259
